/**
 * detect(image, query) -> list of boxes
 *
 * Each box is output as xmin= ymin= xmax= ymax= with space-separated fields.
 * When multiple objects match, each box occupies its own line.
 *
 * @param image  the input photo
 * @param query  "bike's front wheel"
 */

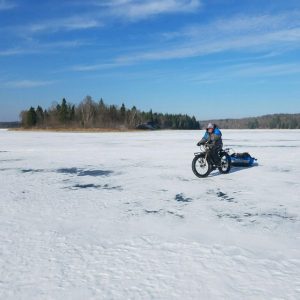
xmin=192 ymin=154 xmax=212 ymax=178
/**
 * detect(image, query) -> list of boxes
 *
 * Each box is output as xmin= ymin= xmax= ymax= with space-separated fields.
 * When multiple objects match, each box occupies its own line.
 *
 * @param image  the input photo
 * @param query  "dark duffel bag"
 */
xmin=230 ymin=152 xmax=257 ymax=167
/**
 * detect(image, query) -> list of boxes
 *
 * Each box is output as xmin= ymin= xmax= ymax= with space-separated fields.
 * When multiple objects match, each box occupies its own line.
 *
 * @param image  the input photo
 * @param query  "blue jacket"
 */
xmin=200 ymin=126 xmax=223 ymax=147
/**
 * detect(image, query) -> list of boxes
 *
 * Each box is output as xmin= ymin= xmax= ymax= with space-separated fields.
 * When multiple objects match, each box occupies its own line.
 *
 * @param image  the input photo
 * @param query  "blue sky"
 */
xmin=0 ymin=0 xmax=300 ymax=121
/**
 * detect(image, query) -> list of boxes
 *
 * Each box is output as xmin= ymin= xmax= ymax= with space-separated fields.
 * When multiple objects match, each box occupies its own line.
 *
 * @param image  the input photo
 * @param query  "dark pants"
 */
xmin=208 ymin=145 xmax=222 ymax=165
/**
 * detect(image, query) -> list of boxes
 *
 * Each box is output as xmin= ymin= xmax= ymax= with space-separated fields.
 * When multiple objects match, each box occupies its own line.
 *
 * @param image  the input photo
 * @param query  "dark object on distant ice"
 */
xmin=21 ymin=167 xmax=114 ymax=179
xmin=136 ymin=121 xmax=159 ymax=130
xmin=22 ymin=169 xmax=44 ymax=173
xmin=230 ymin=152 xmax=257 ymax=167
xmin=175 ymin=193 xmax=192 ymax=203
xmin=57 ymin=168 xmax=113 ymax=177
xmin=145 ymin=209 xmax=161 ymax=214
xmin=57 ymin=168 xmax=78 ymax=174
xmin=72 ymin=183 xmax=122 ymax=190
xmin=74 ymin=184 xmax=100 ymax=189
xmin=78 ymin=170 xmax=113 ymax=177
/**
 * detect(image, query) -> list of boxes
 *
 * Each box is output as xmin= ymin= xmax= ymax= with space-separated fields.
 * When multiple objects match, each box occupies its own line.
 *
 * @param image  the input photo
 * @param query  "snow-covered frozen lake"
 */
xmin=0 ymin=129 xmax=299 ymax=299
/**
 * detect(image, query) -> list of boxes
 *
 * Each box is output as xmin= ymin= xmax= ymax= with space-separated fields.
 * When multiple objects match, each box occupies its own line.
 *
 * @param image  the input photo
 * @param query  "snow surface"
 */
xmin=0 ymin=129 xmax=299 ymax=299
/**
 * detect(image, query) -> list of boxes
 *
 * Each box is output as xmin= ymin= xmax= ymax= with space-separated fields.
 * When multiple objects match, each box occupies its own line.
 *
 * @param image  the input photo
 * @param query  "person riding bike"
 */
xmin=197 ymin=123 xmax=223 ymax=167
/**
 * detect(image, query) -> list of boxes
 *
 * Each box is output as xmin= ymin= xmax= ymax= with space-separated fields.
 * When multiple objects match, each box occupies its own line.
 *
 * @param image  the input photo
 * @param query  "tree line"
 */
xmin=19 ymin=96 xmax=300 ymax=130
xmin=0 ymin=122 xmax=20 ymax=128
xmin=20 ymin=96 xmax=200 ymax=130
xmin=200 ymin=114 xmax=300 ymax=129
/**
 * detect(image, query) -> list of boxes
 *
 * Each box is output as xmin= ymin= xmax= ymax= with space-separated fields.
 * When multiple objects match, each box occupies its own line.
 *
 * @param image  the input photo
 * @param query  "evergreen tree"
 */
xmin=36 ymin=106 xmax=44 ymax=126
xmin=120 ymin=103 xmax=126 ymax=122
xmin=70 ymin=105 xmax=75 ymax=121
xmin=149 ymin=109 xmax=153 ymax=123
xmin=60 ymin=98 xmax=68 ymax=124
xmin=26 ymin=107 xmax=37 ymax=127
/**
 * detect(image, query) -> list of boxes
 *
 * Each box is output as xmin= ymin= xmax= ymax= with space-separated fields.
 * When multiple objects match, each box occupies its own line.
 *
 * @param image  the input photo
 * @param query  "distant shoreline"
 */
xmin=9 ymin=127 xmax=143 ymax=133
xmin=6 ymin=128 xmax=299 ymax=133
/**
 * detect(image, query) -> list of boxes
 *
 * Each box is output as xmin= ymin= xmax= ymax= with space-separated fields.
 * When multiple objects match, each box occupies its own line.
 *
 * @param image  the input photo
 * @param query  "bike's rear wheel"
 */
xmin=192 ymin=155 xmax=212 ymax=178
xmin=218 ymin=153 xmax=231 ymax=174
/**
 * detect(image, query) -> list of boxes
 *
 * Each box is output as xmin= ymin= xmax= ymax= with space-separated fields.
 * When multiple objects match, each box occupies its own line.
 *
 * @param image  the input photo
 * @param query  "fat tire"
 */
xmin=192 ymin=155 xmax=212 ymax=178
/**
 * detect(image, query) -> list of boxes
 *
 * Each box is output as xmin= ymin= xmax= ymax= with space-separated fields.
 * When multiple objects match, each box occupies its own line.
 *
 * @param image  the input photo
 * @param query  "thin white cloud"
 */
xmin=113 ymin=12 xmax=300 ymax=64
xmin=4 ymin=80 xmax=55 ymax=88
xmin=81 ymin=0 xmax=201 ymax=20
xmin=7 ymin=0 xmax=200 ymax=38
xmin=0 ymin=39 xmax=91 ymax=56
xmin=0 ymin=48 xmax=27 ymax=56
xmin=67 ymin=11 xmax=300 ymax=81
xmin=234 ymin=63 xmax=300 ymax=77
xmin=184 ymin=62 xmax=300 ymax=84
xmin=0 ymin=0 xmax=16 ymax=10
xmin=70 ymin=60 xmax=132 ymax=72
xmin=119 ymin=29 xmax=300 ymax=63
xmin=108 ymin=0 xmax=201 ymax=20
xmin=25 ymin=16 xmax=102 ymax=34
